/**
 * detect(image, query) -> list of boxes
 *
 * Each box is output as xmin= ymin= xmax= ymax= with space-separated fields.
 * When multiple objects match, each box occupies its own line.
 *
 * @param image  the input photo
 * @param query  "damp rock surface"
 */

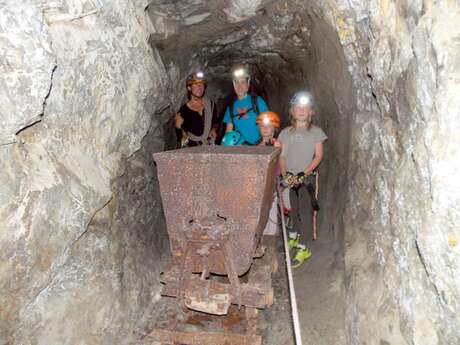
xmin=1 ymin=0 xmax=459 ymax=344
xmin=0 ymin=0 xmax=171 ymax=344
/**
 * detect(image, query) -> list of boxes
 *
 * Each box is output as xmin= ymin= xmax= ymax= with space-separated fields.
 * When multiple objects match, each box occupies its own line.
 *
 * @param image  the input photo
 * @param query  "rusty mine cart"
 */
xmin=150 ymin=146 xmax=281 ymax=345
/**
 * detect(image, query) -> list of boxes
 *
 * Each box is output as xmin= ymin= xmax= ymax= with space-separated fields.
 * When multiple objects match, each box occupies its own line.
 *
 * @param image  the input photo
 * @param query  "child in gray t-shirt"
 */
xmin=278 ymin=91 xmax=327 ymax=268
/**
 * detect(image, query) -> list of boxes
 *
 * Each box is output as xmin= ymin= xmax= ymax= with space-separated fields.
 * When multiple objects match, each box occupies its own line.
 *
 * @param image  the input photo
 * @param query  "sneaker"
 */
xmin=291 ymin=247 xmax=312 ymax=268
xmin=287 ymin=232 xmax=299 ymax=250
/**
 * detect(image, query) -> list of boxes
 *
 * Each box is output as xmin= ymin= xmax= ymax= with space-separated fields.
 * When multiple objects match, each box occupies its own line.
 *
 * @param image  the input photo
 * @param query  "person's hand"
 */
xmin=296 ymin=172 xmax=306 ymax=186
xmin=282 ymin=172 xmax=297 ymax=189
xmin=274 ymin=140 xmax=282 ymax=148
xmin=175 ymin=113 xmax=184 ymax=128
xmin=304 ymin=168 xmax=313 ymax=177
xmin=180 ymin=131 xmax=189 ymax=147
xmin=209 ymin=128 xmax=217 ymax=139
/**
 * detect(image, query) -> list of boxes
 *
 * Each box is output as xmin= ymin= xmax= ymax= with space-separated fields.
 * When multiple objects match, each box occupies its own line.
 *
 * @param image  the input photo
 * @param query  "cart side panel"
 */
xmin=153 ymin=147 xmax=279 ymax=275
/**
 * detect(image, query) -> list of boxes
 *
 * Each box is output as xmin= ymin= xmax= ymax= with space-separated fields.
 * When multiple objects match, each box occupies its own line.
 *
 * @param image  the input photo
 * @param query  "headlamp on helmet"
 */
xmin=290 ymin=91 xmax=315 ymax=108
xmin=231 ymin=64 xmax=250 ymax=81
xmin=256 ymin=111 xmax=281 ymax=128
xmin=234 ymin=68 xmax=245 ymax=78
xmin=186 ymin=70 xmax=206 ymax=86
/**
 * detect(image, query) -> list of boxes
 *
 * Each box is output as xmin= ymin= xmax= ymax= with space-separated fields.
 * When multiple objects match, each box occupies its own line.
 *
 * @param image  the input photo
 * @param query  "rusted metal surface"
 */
xmin=143 ymin=235 xmax=280 ymax=345
xmin=152 ymin=146 xmax=280 ymax=276
xmin=144 ymin=304 xmax=265 ymax=345
xmin=161 ymin=272 xmax=269 ymax=309
xmin=153 ymin=146 xmax=279 ymax=315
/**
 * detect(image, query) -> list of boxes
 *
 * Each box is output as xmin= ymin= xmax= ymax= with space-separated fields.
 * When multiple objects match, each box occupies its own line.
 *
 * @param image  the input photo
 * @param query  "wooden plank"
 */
xmin=146 ymin=328 xmax=262 ymax=345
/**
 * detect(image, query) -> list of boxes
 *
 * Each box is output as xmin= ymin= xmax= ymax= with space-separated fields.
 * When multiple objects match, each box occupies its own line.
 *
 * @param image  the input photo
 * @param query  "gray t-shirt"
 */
xmin=278 ymin=125 xmax=327 ymax=174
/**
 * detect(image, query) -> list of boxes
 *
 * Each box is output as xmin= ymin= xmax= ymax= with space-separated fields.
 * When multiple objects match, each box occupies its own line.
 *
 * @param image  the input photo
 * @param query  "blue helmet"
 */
xmin=290 ymin=91 xmax=315 ymax=107
xmin=221 ymin=131 xmax=244 ymax=146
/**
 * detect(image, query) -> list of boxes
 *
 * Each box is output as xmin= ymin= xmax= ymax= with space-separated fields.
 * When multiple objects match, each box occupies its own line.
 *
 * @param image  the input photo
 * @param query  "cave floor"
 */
xmin=293 ymin=225 xmax=346 ymax=345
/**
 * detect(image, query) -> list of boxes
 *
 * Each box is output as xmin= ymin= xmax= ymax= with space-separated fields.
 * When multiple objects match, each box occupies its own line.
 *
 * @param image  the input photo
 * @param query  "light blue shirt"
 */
xmin=223 ymin=95 xmax=268 ymax=145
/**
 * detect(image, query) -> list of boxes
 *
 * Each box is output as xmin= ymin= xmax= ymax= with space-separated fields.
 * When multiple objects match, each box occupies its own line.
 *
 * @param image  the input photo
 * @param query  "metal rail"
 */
xmin=277 ymin=187 xmax=303 ymax=345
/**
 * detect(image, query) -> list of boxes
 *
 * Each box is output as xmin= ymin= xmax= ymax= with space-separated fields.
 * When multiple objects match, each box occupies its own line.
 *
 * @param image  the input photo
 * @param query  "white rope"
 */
xmin=277 ymin=187 xmax=303 ymax=345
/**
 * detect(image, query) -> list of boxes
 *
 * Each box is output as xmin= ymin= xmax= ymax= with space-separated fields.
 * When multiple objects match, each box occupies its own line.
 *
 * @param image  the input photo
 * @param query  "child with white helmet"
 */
xmin=278 ymin=91 xmax=327 ymax=268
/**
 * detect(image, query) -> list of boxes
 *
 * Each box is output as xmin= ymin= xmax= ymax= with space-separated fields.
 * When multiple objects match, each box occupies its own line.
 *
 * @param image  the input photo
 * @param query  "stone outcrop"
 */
xmin=329 ymin=2 xmax=460 ymax=344
xmin=1 ymin=0 xmax=459 ymax=344
xmin=0 ymin=0 xmax=171 ymax=343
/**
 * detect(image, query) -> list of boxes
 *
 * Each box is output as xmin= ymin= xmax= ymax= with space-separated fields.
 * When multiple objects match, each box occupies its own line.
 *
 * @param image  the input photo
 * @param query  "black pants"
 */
xmin=289 ymin=176 xmax=316 ymax=247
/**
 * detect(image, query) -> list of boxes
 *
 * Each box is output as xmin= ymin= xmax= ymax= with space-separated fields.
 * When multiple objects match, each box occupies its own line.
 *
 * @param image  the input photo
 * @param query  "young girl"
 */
xmin=257 ymin=111 xmax=282 ymax=235
xmin=278 ymin=91 xmax=327 ymax=268
xmin=256 ymin=111 xmax=281 ymax=147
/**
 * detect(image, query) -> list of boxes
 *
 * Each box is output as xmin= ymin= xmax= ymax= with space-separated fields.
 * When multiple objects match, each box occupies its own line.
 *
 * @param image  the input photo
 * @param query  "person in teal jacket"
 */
xmin=223 ymin=64 xmax=268 ymax=145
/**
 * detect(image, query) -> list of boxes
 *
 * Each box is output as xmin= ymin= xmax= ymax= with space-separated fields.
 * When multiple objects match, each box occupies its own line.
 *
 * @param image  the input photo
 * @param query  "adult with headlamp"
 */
xmin=175 ymin=70 xmax=218 ymax=147
xmin=222 ymin=64 xmax=269 ymax=146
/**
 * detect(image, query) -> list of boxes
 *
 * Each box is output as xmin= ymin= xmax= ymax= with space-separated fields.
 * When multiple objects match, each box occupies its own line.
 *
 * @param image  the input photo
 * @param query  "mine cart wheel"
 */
xmin=265 ymin=287 xmax=275 ymax=307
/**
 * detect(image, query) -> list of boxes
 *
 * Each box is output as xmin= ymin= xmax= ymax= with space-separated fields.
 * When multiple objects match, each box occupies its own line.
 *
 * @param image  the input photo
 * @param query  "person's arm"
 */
xmin=225 ymin=122 xmax=234 ymax=133
xmin=304 ymin=141 xmax=324 ymax=175
xmin=280 ymin=155 xmax=287 ymax=176
xmin=257 ymin=96 xmax=269 ymax=113
xmin=175 ymin=112 xmax=184 ymax=129
xmin=278 ymin=131 xmax=287 ymax=175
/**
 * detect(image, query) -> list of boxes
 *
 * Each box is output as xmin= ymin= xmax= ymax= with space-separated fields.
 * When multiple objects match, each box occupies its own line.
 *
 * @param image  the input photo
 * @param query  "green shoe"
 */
xmin=292 ymin=247 xmax=312 ymax=268
xmin=288 ymin=232 xmax=299 ymax=250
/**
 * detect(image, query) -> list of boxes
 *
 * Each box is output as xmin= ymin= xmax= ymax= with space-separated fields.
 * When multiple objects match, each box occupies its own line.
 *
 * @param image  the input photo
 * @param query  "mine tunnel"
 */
xmin=1 ymin=1 xmax=459 ymax=345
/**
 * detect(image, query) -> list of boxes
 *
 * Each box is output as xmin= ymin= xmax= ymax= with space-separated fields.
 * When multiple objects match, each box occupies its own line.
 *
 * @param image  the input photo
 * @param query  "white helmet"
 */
xmin=231 ymin=63 xmax=250 ymax=81
xmin=290 ymin=91 xmax=315 ymax=107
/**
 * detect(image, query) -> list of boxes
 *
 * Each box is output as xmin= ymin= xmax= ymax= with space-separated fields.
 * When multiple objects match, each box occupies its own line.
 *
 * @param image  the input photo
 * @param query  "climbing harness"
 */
xmin=277 ymin=184 xmax=303 ymax=345
xmin=186 ymin=97 xmax=215 ymax=146
xmin=281 ymin=171 xmax=320 ymax=240
xmin=186 ymin=70 xmax=206 ymax=86
xmin=225 ymin=94 xmax=260 ymax=146
xmin=229 ymin=93 xmax=260 ymax=121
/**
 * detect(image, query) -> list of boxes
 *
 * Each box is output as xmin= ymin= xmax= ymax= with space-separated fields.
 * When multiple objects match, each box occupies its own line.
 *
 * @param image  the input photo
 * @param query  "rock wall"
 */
xmin=0 ymin=1 xmax=172 ymax=343
xmin=312 ymin=1 xmax=460 ymax=343
xmin=1 ymin=0 xmax=459 ymax=344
